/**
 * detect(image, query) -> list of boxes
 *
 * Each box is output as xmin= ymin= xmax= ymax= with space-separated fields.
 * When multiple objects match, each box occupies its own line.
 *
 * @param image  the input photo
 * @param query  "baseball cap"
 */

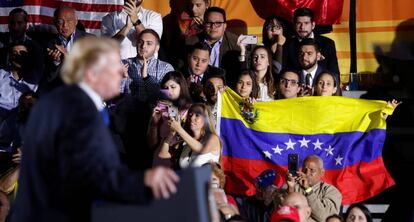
xmin=271 ymin=205 xmax=300 ymax=222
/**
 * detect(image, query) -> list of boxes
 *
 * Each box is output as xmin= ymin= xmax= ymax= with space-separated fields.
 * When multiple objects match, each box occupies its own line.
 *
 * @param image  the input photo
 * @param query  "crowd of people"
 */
xmin=0 ymin=0 xmax=399 ymax=221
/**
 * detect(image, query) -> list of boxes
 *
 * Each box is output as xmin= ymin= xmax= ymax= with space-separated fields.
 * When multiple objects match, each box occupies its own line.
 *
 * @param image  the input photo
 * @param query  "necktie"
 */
xmin=100 ymin=108 xmax=110 ymax=126
xmin=305 ymin=73 xmax=312 ymax=86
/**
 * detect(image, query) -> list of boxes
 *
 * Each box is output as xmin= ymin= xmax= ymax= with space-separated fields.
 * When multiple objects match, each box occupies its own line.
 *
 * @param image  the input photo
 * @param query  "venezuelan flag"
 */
xmin=218 ymin=88 xmax=395 ymax=204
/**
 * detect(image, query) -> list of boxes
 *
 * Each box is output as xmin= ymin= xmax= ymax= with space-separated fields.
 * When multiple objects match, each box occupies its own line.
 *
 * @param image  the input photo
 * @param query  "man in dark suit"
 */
xmin=283 ymin=7 xmax=340 ymax=77
xmin=297 ymin=38 xmax=324 ymax=86
xmin=185 ymin=7 xmax=240 ymax=87
xmin=39 ymin=6 xmax=94 ymax=94
xmin=11 ymin=37 xmax=179 ymax=222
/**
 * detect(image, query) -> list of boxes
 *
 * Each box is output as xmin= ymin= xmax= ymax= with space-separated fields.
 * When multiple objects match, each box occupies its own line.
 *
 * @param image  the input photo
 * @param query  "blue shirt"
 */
xmin=121 ymin=57 xmax=174 ymax=102
xmin=0 ymin=69 xmax=37 ymax=119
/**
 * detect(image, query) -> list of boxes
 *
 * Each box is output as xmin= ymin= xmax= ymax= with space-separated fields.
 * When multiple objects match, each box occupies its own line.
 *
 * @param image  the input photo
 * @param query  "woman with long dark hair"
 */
xmin=147 ymin=71 xmax=192 ymax=151
xmin=158 ymin=103 xmax=221 ymax=168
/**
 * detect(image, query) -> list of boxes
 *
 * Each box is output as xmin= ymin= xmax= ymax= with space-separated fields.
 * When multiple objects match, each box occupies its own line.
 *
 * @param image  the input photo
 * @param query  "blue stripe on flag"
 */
xmin=220 ymin=118 xmax=385 ymax=169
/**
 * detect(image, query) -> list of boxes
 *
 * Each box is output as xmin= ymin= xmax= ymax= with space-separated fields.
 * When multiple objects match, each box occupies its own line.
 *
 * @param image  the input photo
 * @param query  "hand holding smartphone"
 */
xmin=238 ymin=35 xmax=258 ymax=45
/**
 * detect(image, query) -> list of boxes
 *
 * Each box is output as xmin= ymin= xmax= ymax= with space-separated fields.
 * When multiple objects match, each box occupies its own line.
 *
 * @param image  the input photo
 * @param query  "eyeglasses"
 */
xmin=280 ymin=78 xmax=298 ymax=86
xmin=266 ymin=24 xmax=282 ymax=31
xmin=204 ymin=21 xmax=225 ymax=28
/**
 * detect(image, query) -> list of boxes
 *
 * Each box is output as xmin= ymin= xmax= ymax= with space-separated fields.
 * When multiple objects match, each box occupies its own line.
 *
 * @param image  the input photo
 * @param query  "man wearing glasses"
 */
xmin=277 ymin=70 xmax=302 ymax=99
xmin=186 ymin=7 xmax=240 ymax=87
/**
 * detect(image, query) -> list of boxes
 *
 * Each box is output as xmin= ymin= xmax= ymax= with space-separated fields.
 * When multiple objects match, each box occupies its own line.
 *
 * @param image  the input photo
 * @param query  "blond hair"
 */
xmin=61 ymin=37 xmax=120 ymax=84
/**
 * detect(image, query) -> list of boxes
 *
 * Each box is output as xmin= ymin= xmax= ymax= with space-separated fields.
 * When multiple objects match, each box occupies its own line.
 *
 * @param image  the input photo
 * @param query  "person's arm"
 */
xmin=270 ymin=30 xmax=286 ymax=70
xmin=147 ymin=106 xmax=162 ymax=149
xmin=272 ymin=43 xmax=283 ymax=74
xmin=285 ymin=172 xmax=298 ymax=193
xmin=111 ymin=15 xmax=134 ymax=42
xmin=306 ymin=184 xmax=342 ymax=222
xmin=169 ymin=118 xmax=203 ymax=152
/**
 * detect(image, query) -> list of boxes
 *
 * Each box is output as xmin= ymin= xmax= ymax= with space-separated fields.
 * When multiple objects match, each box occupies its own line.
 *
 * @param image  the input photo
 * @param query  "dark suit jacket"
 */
xmin=11 ymin=85 xmax=150 ymax=222
xmin=299 ymin=65 xmax=324 ymax=86
xmin=283 ymin=34 xmax=340 ymax=78
xmin=39 ymin=29 xmax=94 ymax=94
xmin=185 ymin=31 xmax=241 ymax=87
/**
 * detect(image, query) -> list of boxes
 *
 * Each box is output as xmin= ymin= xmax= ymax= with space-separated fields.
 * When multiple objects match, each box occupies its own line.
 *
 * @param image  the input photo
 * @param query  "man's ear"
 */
xmin=155 ymin=44 xmax=160 ymax=53
xmin=311 ymin=21 xmax=316 ymax=30
xmin=320 ymin=168 xmax=325 ymax=177
xmin=223 ymin=23 xmax=227 ymax=31
xmin=316 ymin=52 xmax=321 ymax=61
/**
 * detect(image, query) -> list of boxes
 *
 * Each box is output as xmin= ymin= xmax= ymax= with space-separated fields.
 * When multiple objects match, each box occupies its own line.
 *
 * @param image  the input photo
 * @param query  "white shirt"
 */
xmin=257 ymin=83 xmax=273 ymax=102
xmin=302 ymin=64 xmax=319 ymax=86
xmin=101 ymin=7 xmax=163 ymax=59
xmin=179 ymin=143 xmax=220 ymax=168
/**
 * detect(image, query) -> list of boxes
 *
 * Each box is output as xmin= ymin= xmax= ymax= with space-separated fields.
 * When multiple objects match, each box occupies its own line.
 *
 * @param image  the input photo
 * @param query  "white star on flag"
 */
xmin=325 ymin=145 xmax=335 ymax=156
xmin=312 ymin=139 xmax=323 ymax=150
xmin=272 ymin=145 xmax=284 ymax=155
xmin=335 ymin=155 xmax=344 ymax=165
xmin=263 ymin=150 xmax=272 ymax=159
xmin=285 ymin=139 xmax=296 ymax=150
xmin=298 ymin=137 xmax=310 ymax=148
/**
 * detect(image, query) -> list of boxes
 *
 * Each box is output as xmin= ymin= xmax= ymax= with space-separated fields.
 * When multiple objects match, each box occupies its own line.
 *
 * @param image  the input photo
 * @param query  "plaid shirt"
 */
xmin=121 ymin=57 xmax=174 ymax=102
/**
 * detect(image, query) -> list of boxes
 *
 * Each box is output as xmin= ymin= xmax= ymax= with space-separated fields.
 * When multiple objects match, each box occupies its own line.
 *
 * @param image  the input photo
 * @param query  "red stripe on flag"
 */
xmin=222 ymin=156 xmax=395 ymax=204
xmin=0 ymin=15 xmax=103 ymax=30
xmin=19 ymin=0 xmax=123 ymax=13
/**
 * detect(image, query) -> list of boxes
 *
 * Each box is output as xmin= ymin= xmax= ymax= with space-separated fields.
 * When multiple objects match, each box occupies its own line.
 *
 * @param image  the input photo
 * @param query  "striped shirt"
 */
xmin=121 ymin=57 xmax=174 ymax=102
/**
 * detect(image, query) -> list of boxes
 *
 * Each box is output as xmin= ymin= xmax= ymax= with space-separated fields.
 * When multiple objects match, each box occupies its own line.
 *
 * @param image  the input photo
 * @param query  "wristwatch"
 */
xmin=133 ymin=19 xmax=142 ymax=26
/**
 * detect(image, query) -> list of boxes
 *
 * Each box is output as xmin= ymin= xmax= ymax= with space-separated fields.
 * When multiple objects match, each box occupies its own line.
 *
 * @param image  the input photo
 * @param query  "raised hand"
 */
xmin=124 ymin=0 xmax=139 ymax=25
xmin=387 ymin=99 xmax=402 ymax=109
xmin=47 ymin=48 xmax=62 ymax=62
xmin=141 ymin=56 xmax=148 ymax=78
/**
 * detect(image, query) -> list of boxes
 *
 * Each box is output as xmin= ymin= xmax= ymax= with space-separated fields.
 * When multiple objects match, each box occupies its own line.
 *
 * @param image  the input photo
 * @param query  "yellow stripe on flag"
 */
xmin=221 ymin=89 xmax=393 ymax=134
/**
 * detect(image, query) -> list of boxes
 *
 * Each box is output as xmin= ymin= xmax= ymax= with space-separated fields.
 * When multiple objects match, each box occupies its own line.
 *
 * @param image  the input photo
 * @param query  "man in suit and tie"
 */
xmin=185 ymin=7 xmax=240 ymax=87
xmin=298 ymin=38 xmax=323 ymax=87
xmin=40 ymin=6 xmax=94 ymax=94
xmin=297 ymin=38 xmax=341 ymax=96
xmin=11 ymin=37 xmax=179 ymax=222
xmin=283 ymin=7 xmax=340 ymax=77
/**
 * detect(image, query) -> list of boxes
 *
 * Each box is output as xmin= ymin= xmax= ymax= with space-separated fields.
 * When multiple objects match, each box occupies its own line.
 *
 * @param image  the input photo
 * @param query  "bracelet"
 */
xmin=305 ymin=187 xmax=313 ymax=194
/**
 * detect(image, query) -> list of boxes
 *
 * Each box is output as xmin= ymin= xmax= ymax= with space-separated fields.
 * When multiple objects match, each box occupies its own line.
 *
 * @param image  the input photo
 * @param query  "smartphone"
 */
xmin=168 ymin=105 xmax=179 ymax=120
xmin=288 ymin=153 xmax=299 ymax=177
xmin=239 ymin=34 xmax=258 ymax=45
